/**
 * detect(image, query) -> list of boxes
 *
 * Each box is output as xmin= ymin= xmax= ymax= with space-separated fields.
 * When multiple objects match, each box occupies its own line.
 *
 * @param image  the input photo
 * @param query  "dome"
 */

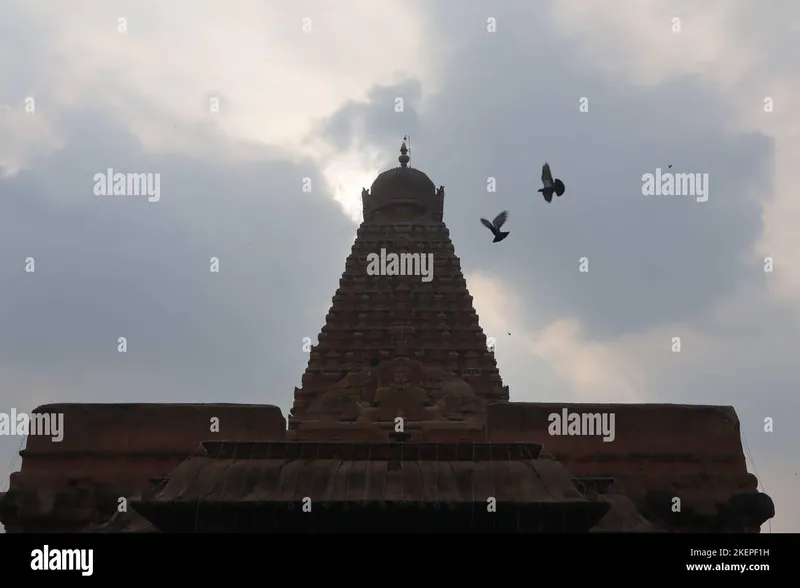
xmin=362 ymin=140 xmax=443 ymax=220
xmin=369 ymin=166 xmax=436 ymax=199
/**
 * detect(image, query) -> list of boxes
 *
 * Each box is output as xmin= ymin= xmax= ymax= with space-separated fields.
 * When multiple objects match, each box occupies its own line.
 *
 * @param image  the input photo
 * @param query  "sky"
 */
xmin=0 ymin=0 xmax=797 ymax=532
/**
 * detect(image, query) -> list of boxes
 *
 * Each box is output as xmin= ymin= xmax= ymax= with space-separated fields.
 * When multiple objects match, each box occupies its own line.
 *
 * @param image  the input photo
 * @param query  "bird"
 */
xmin=538 ymin=162 xmax=566 ymax=202
xmin=480 ymin=210 xmax=510 ymax=242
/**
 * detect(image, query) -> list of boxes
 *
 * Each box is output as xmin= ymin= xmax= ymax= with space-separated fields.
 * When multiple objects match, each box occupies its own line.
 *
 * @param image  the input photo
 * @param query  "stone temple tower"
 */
xmin=289 ymin=141 xmax=509 ymax=441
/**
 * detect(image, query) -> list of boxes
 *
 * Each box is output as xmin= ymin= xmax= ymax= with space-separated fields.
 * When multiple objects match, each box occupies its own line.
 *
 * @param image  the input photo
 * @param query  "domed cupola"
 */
xmin=361 ymin=139 xmax=444 ymax=221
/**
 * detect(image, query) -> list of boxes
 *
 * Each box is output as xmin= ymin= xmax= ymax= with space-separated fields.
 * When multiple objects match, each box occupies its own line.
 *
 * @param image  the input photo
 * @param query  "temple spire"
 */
xmin=399 ymin=136 xmax=410 ymax=167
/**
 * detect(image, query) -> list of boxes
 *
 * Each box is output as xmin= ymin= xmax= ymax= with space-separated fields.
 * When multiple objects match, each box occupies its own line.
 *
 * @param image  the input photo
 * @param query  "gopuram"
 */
xmin=0 ymin=142 xmax=774 ymax=533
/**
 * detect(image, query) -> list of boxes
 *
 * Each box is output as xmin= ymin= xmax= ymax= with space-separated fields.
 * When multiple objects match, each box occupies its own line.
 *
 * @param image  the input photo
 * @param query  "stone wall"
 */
xmin=486 ymin=402 xmax=770 ymax=531
xmin=0 ymin=403 xmax=286 ymax=532
xmin=0 ymin=401 xmax=773 ymax=532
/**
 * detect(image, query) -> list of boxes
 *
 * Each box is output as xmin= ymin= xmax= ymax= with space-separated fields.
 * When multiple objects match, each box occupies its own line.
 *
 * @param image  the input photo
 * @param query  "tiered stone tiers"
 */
xmin=289 ymin=142 xmax=507 ymax=440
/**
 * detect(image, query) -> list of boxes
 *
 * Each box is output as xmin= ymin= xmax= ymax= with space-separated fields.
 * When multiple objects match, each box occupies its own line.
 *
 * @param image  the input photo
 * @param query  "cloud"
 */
xmin=0 ymin=103 xmax=63 ymax=176
xmin=3 ymin=0 xmax=443 ymax=158
xmin=547 ymin=0 xmax=800 ymax=316
xmin=468 ymin=272 xmax=647 ymax=403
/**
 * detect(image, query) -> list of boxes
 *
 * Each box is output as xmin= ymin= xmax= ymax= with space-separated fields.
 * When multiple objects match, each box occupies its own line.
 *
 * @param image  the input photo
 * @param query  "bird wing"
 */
xmin=541 ymin=162 xmax=553 ymax=187
xmin=480 ymin=218 xmax=496 ymax=233
xmin=554 ymin=179 xmax=565 ymax=196
xmin=492 ymin=210 xmax=508 ymax=229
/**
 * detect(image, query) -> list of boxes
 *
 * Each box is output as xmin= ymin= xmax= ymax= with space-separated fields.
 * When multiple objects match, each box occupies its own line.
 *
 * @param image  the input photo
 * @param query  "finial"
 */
xmin=399 ymin=136 xmax=410 ymax=167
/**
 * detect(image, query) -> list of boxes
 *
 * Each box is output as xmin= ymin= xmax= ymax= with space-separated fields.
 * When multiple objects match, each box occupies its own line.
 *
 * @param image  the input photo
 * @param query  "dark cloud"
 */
xmin=319 ymin=79 xmax=422 ymax=153
xmin=0 ymin=108 xmax=354 ymax=408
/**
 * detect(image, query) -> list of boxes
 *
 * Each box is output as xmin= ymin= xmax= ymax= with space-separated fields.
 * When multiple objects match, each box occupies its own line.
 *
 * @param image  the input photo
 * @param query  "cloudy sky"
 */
xmin=1 ymin=0 xmax=797 ymax=532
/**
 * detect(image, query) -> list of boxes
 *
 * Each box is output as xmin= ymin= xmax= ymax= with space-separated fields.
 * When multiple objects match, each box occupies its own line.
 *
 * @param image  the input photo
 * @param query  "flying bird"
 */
xmin=480 ymin=210 xmax=510 ymax=243
xmin=539 ymin=162 xmax=566 ymax=202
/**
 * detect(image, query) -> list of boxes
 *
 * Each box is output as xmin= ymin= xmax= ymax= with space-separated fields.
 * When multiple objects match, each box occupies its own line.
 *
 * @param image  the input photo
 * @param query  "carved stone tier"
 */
xmin=291 ymin=355 xmax=495 ymax=439
xmin=130 ymin=440 xmax=611 ymax=533
xmin=290 ymin=212 xmax=509 ymax=429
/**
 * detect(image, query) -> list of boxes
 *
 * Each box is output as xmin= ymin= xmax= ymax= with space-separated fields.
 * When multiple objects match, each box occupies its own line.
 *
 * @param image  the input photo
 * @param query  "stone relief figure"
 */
xmin=357 ymin=358 xmax=429 ymax=422
xmin=422 ymin=365 xmax=482 ymax=420
xmin=437 ymin=377 xmax=481 ymax=419
xmin=436 ymin=186 xmax=444 ymax=198
xmin=362 ymin=188 xmax=369 ymax=198
xmin=309 ymin=390 xmax=362 ymax=421
xmin=306 ymin=357 xmax=485 ymax=424
xmin=362 ymin=358 xmax=483 ymax=423
xmin=305 ymin=369 xmax=371 ymax=420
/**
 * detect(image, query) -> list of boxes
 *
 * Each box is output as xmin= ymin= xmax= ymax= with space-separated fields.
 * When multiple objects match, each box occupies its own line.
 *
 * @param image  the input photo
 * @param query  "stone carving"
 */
xmin=436 ymin=186 xmax=444 ymax=198
xmin=304 ymin=357 xmax=484 ymax=424
xmin=361 ymin=358 xmax=431 ymax=422
xmin=362 ymin=187 xmax=369 ymax=198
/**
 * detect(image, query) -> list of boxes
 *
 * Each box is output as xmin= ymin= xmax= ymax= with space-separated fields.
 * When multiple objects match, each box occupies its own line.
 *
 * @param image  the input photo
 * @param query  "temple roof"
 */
xmin=129 ymin=440 xmax=612 ymax=531
xmin=131 ymin=441 xmax=608 ymax=521
xmin=363 ymin=140 xmax=439 ymax=219
xmin=369 ymin=166 xmax=436 ymax=199
xmin=370 ymin=141 xmax=435 ymax=195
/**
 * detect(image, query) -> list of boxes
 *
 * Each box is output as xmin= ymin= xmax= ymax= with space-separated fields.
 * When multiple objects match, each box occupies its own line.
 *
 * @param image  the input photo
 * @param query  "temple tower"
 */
xmin=289 ymin=141 xmax=509 ymax=440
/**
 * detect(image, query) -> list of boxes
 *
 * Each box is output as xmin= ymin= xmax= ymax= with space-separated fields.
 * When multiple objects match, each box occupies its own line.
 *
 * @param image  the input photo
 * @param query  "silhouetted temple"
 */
xmin=0 ymin=143 xmax=774 ymax=533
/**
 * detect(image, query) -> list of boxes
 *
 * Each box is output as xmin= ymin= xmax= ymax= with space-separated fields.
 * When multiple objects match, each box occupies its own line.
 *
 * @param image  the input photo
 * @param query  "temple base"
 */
xmin=132 ymin=500 xmax=609 ymax=533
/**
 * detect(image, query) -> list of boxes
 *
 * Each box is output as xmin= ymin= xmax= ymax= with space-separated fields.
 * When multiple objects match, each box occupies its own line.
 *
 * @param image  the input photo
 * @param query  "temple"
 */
xmin=0 ymin=142 xmax=774 ymax=532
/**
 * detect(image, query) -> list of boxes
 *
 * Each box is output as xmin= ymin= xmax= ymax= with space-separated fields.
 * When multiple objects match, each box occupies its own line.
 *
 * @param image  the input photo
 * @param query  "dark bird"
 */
xmin=480 ymin=210 xmax=510 ymax=242
xmin=538 ymin=162 xmax=566 ymax=202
